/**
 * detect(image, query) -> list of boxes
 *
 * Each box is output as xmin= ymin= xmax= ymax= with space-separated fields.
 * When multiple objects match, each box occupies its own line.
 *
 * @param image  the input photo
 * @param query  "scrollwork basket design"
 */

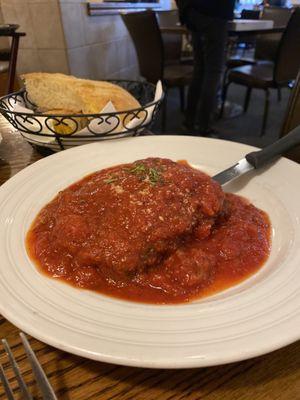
xmin=0 ymin=80 xmax=163 ymax=151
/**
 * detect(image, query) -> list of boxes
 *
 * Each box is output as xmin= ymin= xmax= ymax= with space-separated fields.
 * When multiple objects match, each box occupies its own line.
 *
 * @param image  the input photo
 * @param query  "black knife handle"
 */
xmin=245 ymin=125 xmax=300 ymax=169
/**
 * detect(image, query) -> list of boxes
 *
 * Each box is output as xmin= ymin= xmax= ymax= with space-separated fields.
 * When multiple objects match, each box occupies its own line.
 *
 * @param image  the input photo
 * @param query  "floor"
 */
xmin=152 ymin=82 xmax=291 ymax=149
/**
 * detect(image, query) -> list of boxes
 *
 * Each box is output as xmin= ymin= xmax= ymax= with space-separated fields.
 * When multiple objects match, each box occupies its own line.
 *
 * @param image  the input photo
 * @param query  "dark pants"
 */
xmin=184 ymin=10 xmax=228 ymax=131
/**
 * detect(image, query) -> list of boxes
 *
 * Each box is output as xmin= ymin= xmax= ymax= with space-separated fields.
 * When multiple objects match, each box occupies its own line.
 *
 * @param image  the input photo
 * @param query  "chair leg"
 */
xmin=277 ymin=87 xmax=282 ymax=102
xmin=7 ymin=34 xmax=20 ymax=94
xmin=243 ymin=87 xmax=252 ymax=113
xmin=219 ymin=82 xmax=230 ymax=119
xmin=161 ymin=90 xmax=168 ymax=133
xmin=261 ymin=89 xmax=270 ymax=137
xmin=179 ymin=86 xmax=185 ymax=112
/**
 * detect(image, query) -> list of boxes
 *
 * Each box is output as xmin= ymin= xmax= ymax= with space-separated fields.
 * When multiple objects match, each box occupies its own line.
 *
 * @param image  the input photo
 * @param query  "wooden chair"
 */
xmin=121 ymin=10 xmax=193 ymax=131
xmin=0 ymin=25 xmax=25 ymax=94
xmin=280 ymin=71 xmax=300 ymax=162
xmin=240 ymin=9 xmax=261 ymax=19
xmin=255 ymin=6 xmax=293 ymax=62
xmin=225 ymin=6 xmax=293 ymax=101
xmin=156 ymin=10 xmax=182 ymax=66
xmin=221 ymin=8 xmax=300 ymax=136
xmin=156 ymin=10 xmax=193 ymax=66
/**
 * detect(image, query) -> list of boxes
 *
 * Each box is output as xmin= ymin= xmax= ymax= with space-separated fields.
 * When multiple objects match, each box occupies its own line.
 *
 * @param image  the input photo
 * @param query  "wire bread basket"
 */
xmin=0 ymin=80 xmax=163 ymax=151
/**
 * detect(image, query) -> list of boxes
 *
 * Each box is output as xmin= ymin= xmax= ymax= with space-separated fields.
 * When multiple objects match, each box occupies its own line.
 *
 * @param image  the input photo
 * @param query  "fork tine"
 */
xmin=19 ymin=333 xmax=57 ymax=400
xmin=0 ymin=363 xmax=15 ymax=400
xmin=2 ymin=339 xmax=33 ymax=400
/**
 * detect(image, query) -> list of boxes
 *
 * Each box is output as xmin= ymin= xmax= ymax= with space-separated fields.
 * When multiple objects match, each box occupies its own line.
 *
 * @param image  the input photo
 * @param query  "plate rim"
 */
xmin=0 ymin=135 xmax=300 ymax=369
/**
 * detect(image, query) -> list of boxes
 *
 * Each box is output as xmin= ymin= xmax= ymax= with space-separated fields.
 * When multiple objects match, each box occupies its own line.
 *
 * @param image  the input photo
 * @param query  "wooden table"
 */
xmin=160 ymin=25 xmax=285 ymax=36
xmin=0 ymin=119 xmax=300 ymax=399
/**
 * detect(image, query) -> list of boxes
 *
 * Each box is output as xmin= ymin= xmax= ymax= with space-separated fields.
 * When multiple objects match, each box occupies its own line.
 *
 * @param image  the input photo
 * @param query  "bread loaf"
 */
xmin=21 ymin=73 xmax=141 ymax=114
xmin=42 ymin=109 xmax=88 ymax=135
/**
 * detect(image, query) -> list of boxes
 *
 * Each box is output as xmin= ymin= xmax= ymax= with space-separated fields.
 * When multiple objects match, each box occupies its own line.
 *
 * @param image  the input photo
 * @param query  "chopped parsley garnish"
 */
xmin=125 ymin=162 xmax=164 ymax=186
xmin=128 ymin=163 xmax=147 ymax=175
xmin=148 ymin=167 xmax=161 ymax=186
xmin=103 ymin=175 xmax=118 ymax=184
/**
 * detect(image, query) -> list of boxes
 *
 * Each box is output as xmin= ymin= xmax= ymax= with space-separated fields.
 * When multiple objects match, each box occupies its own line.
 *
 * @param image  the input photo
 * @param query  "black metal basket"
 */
xmin=0 ymin=80 xmax=163 ymax=151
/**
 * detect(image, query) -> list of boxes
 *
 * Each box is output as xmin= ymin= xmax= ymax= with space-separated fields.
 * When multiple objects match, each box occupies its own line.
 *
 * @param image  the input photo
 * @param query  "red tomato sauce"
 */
xmin=26 ymin=158 xmax=271 ymax=304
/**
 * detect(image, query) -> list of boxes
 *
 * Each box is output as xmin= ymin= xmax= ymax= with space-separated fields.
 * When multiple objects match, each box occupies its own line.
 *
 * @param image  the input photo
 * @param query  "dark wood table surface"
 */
xmin=0 ymin=118 xmax=299 ymax=399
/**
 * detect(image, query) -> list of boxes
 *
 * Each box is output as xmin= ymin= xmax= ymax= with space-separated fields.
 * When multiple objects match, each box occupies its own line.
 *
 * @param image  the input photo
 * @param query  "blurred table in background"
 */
xmin=160 ymin=22 xmax=285 ymax=36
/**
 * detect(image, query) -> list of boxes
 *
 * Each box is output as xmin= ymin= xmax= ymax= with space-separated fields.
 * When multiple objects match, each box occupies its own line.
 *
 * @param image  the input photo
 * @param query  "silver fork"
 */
xmin=0 ymin=332 xmax=57 ymax=400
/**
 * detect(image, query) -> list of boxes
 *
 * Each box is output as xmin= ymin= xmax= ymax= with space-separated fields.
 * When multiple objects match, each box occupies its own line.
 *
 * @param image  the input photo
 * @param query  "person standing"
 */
xmin=177 ymin=0 xmax=236 ymax=136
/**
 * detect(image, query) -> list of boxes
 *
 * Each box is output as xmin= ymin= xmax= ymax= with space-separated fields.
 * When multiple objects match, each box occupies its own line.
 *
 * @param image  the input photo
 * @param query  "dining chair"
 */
xmin=121 ymin=10 xmax=193 ymax=131
xmin=221 ymin=7 xmax=300 ymax=136
xmin=280 ymin=71 xmax=300 ymax=163
xmin=0 ymin=26 xmax=25 ymax=94
xmin=155 ymin=10 xmax=182 ymax=65
xmin=225 ymin=6 xmax=293 ymax=91
xmin=240 ymin=9 xmax=261 ymax=19
xmin=0 ymin=41 xmax=11 ymax=94
xmin=156 ymin=10 xmax=193 ymax=66
xmin=255 ymin=6 xmax=293 ymax=61
xmin=0 ymin=57 xmax=9 ymax=91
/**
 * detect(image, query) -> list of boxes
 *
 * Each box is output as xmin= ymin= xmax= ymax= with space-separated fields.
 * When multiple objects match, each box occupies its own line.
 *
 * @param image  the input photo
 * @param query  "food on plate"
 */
xmin=26 ymin=158 xmax=271 ymax=303
xmin=21 ymin=72 xmax=141 ymax=114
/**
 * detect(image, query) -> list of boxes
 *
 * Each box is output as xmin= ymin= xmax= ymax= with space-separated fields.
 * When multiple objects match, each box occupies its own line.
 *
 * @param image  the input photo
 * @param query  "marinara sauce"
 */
xmin=26 ymin=158 xmax=271 ymax=304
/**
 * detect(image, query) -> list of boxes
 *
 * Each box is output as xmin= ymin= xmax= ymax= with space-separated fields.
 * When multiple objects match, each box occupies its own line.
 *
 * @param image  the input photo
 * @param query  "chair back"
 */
xmin=262 ymin=6 xmax=292 ymax=27
xmin=121 ymin=11 xmax=164 ymax=84
xmin=280 ymin=71 xmax=300 ymax=162
xmin=274 ymin=7 xmax=300 ymax=84
xmin=255 ymin=7 xmax=293 ymax=61
xmin=156 ymin=9 xmax=179 ymax=26
xmin=156 ymin=10 xmax=182 ymax=65
xmin=240 ymin=9 xmax=260 ymax=19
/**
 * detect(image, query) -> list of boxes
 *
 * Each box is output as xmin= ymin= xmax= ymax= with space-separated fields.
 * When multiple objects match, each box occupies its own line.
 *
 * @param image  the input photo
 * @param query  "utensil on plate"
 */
xmin=0 ymin=333 xmax=57 ymax=400
xmin=213 ymin=125 xmax=300 ymax=185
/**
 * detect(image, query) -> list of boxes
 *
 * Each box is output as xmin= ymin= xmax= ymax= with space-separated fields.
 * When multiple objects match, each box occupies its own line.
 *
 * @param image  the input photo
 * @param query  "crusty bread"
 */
xmin=21 ymin=73 xmax=141 ymax=114
xmin=42 ymin=108 xmax=88 ymax=135
xmin=21 ymin=73 xmax=85 ymax=112
xmin=43 ymin=108 xmax=82 ymax=115
xmin=75 ymin=78 xmax=141 ymax=113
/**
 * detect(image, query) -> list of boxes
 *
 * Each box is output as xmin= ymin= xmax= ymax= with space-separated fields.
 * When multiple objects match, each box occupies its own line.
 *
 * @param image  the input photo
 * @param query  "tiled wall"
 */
xmin=0 ymin=0 xmax=139 ymax=80
xmin=0 ymin=0 xmax=69 ymax=74
xmin=60 ymin=0 xmax=139 ymax=79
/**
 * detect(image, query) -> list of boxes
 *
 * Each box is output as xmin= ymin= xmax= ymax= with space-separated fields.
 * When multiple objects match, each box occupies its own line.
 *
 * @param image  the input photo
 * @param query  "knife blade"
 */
xmin=212 ymin=158 xmax=253 ymax=185
xmin=212 ymin=125 xmax=300 ymax=186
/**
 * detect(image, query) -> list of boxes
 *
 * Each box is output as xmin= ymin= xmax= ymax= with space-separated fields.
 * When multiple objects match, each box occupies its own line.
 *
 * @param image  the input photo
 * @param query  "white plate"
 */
xmin=0 ymin=136 xmax=299 ymax=369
